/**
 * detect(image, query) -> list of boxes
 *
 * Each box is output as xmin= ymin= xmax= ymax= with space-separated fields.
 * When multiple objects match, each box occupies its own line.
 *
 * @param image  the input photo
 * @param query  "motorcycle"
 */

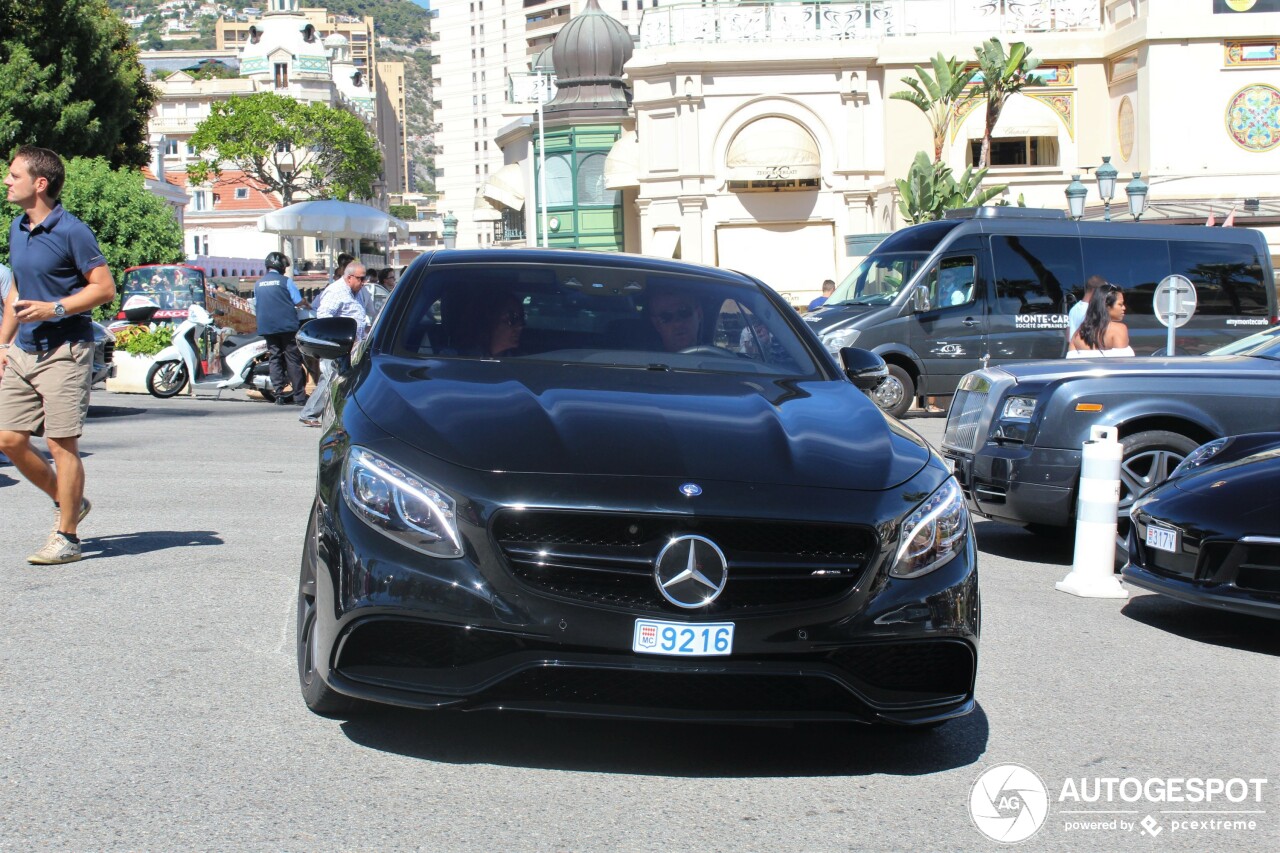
xmin=144 ymin=303 xmax=277 ymax=400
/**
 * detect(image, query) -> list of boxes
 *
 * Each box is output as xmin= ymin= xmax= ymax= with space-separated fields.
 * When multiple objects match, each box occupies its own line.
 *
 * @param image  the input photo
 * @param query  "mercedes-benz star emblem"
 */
xmin=654 ymin=535 xmax=728 ymax=608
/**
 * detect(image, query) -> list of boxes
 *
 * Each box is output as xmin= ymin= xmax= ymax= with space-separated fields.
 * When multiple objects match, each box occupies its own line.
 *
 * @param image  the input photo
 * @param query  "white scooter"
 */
xmin=145 ymin=303 xmax=276 ymax=400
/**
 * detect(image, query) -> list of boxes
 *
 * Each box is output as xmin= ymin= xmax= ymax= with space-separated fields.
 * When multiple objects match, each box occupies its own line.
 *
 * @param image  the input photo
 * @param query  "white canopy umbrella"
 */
xmin=257 ymin=200 xmax=410 ymax=274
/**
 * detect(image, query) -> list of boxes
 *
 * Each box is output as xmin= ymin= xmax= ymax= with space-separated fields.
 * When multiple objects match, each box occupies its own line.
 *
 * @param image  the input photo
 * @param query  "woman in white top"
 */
xmin=1067 ymin=282 xmax=1134 ymax=358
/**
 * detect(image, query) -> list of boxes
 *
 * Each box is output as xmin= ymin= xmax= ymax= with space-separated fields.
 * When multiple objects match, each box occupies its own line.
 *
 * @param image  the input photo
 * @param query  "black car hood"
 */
xmin=1175 ymin=449 xmax=1280 ymax=499
xmin=357 ymin=359 xmax=932 ymax=490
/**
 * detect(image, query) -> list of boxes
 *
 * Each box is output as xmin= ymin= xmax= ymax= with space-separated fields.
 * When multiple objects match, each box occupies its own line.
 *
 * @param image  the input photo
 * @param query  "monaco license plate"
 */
xmin=1145 ymin=524 xmax=1179 ymax=553
xmin=632 ymin=619 xmax=734 ymax=657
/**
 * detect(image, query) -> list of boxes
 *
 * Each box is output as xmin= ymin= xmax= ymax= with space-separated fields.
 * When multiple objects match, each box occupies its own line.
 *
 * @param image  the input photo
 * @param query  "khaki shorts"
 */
xmin=0 ymin=342 xmax=93 ymax=439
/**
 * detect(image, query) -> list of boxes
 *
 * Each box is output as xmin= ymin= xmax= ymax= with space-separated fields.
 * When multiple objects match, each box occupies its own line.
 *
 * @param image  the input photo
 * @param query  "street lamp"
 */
xmin=1125 ymin=172 xmax=1149 ymax=221
xmin=442 ymin=211 xmax=457 ymax=249
xmin=1095 ymin=155 xmax=1118 ymax=222
xmin=532 ymin=71 xmax=550 ymax=249
xmin=1065 ymin=174 xmax=1088 ymax=221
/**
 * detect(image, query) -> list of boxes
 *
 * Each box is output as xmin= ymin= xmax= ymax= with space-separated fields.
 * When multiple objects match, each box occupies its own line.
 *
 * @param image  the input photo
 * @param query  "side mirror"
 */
xmin=911 ymin=286 xmax=930 ymax=313
xmin=839 ymin=346 xmax=888 ymax=392
xmin=298 ymin=317 xmax=358 ymax=360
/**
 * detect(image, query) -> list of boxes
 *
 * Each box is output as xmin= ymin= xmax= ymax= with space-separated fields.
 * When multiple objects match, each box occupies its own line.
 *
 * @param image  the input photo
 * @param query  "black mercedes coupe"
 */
xmin=1126 ymin=432 xmax=1280 ymax=621
xmin=295 ymin=249 xmax=978 ymax=726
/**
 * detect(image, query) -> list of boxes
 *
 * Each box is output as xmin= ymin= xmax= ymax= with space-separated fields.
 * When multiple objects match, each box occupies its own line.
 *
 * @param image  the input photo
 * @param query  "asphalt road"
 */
xmin=1 ymin=391 xmax=1275 ymax=852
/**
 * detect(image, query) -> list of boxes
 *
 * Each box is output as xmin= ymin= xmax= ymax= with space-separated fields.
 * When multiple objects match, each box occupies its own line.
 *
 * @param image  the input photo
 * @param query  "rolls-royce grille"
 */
xmin=942 ymin=386 xmax=986 ymax=453
xmin=492 ymin=510 xmax=878 ymax=613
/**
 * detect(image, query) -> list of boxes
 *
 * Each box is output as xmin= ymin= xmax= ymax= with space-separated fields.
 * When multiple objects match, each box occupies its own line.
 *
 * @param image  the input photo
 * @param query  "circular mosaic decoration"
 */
xmin=1117 ymin=97 xmax=1135 ymax=161
xmin=1225 ymin=84 xmax=1280 ymax=152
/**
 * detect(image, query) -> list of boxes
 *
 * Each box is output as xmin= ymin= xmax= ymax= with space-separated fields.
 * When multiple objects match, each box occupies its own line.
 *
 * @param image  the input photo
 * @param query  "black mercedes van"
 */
xmin=803 ymin=208 xmax=1278 ymax=417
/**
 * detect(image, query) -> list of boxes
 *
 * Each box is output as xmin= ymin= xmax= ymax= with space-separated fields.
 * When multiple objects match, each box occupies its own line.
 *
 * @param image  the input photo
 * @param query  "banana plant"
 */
xmin=896 ymin=151 xmax=1006 ymax=224
xmin=889 ymin=53 xmax=976 ymax=162
xmin=973 ymin=38 xmax=1043 ymax=168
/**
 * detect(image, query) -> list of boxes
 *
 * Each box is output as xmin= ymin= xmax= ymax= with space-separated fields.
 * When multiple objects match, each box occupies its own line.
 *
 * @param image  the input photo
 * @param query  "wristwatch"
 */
xmin=52 ymin=301 xmax=65 ymax=317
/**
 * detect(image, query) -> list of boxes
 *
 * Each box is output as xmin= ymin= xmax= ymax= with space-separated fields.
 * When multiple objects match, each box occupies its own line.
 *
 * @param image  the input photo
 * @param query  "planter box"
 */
xmin=105 ymin=351 xmax=157 ymax=395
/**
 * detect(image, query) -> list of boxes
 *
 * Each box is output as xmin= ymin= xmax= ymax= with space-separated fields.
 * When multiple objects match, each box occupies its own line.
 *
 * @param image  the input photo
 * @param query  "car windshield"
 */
xmin=392 ymin=262 xmax=822 ymax=378
xmin=828 ymin=252 xmax=928 ymax=306
xmin=1207 ymin=325 xmax=1280 ymax=358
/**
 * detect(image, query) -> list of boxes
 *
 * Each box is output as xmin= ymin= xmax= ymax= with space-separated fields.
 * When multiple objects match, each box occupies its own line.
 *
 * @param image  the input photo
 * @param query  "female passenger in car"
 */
xmin=1067 ymin=282 xmax=1133 ymax=358
xmin=455 ymin=291 xmax=525 ymax=357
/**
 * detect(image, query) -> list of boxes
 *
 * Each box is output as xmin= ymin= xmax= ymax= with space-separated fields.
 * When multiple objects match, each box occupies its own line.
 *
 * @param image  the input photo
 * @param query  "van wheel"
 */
xmin=872 ymin=364 xmax=914 ymax=418
xmin=1115 ymin=430 xmax=1200 ymax=560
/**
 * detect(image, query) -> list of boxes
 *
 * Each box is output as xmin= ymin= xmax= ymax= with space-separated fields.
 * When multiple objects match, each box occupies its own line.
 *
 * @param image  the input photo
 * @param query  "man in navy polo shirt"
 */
xmin=0 ymin=146 xmax=116 ymax=565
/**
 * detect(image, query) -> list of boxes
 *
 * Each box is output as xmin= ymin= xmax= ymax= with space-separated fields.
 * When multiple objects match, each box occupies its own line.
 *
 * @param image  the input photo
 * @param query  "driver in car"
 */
xmin=647 ymin=288 xmax=703 ymax=352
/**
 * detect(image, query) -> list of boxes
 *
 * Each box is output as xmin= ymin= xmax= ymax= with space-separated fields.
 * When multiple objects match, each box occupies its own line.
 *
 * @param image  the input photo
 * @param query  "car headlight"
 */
xmin=1169 ymin=437 xmax=1228 ymax=480
xmin=343 ymin=446 xmax=463 ymax=558
xmin=1001 ymin=395 xmax=1037 ymax=420
xmin=890 ymin=478 xmax=969 ymax=578
xmin=821 ymin=327 xmax=861 ymax=353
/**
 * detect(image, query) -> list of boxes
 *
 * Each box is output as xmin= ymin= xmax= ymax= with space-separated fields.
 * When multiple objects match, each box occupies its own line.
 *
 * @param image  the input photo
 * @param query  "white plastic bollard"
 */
xmin=1056 ymin=424 xmax=1129 ymax=599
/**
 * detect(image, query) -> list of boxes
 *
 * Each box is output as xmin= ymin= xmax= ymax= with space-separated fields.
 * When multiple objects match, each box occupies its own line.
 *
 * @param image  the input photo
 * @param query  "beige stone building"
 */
xmin=453 ymin=0 xmax=1280 ymax=308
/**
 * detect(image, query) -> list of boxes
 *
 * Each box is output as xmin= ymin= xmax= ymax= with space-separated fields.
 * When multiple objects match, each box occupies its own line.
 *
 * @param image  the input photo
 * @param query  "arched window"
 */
xmin=576 ymin=153 xmax=617 ymax=206
xmin=545 ymin=154 xmax=573 ymax=206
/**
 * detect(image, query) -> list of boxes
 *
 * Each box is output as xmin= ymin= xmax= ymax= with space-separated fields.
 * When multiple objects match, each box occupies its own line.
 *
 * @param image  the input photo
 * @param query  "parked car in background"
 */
xmin=115 ymin=263 xmax=207 ymax=323
xmin=1126 ymin=432 xmax=1280 ymax=621
xmin=91 ymin=320 xmax=115 ymax=387
xmin=295 ymin=248 xmax=979 ymax=726
xmin=940 ymin=325 xmax=1280 ymax=550
xmin=804 ymin=207 xmax=1277 ymax=416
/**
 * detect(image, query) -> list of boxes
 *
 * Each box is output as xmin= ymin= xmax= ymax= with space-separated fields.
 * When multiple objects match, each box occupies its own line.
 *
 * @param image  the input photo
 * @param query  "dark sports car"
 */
xmin=1125 ymin=432 xmax=1280 ymax=620
xmin=295 ymin=249 xmax=978 ymax=726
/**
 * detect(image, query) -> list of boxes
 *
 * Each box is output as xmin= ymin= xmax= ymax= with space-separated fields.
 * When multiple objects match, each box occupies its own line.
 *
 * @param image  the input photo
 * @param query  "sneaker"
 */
xmin=300 ymin=416 xmax=322 ymax=428
xmin=28 ymin=532 xmax=82 ymax=565
xmin=51 ymin=498 xmax=91 ymax=533
xmin=274 ymin=395 xmax=293 ymax=406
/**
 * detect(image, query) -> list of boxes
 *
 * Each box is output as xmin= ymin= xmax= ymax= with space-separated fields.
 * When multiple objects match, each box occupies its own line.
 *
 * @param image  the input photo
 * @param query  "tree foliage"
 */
xmin=0 ymin=1 xmax=156 ymax=168
xmin=889 ymin=54 xmax=976 ymax=163
xmin=973 ymin=38 xmax=1043 ymax=168
xmin=187 ymin=92 xmax=383 ymax=205
xmin=896 ymin=151 xmax=1006 ymax=225
xmin=0 ymin=157 xmax=185 ymax=318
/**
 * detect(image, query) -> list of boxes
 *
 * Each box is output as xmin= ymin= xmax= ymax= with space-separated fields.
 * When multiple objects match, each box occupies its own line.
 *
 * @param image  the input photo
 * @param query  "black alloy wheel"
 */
xmin=1115 ymin=430 xmax=1200 ymax=560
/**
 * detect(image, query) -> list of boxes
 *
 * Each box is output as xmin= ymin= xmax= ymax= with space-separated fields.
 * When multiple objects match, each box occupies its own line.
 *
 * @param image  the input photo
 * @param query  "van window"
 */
xmin=1080 ymin=238 xmax=1170 ymax=316
xmin=990 ymin=236 xmax=1080 ymax=315
xmin=1169 ymin=241 xmax=1269 ymax=317
xmin=921 ymin=256 xmax=977 ymax=310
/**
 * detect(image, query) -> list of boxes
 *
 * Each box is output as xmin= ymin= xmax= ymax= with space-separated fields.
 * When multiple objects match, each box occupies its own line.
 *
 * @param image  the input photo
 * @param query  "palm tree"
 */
xmin=889 ymin=54 xmax=976 ymax=163
xmin=896 ymin=151 xmax=1006 ymax=224
xmin=973 ymin=38 xmax=1043 ymax=168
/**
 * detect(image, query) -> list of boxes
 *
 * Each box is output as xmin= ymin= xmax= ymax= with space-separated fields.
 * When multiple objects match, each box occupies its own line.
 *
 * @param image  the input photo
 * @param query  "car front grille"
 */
xmin=335 ymin=618 xmax=975 ymax=716
xmin=492 ymin=510 xmax=878 ymax=614
xmin=942 ymin=386 xmax=986 ymax=453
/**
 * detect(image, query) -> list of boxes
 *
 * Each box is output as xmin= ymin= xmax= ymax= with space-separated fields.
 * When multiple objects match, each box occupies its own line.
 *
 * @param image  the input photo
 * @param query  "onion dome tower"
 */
xmin=544 ymin=0 xmax=633 ymax=115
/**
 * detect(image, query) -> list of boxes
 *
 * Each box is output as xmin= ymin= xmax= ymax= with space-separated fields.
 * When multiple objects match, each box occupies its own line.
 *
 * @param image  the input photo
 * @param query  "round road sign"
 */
xmin=1153 ymin=274 xmax=1197 ymax=329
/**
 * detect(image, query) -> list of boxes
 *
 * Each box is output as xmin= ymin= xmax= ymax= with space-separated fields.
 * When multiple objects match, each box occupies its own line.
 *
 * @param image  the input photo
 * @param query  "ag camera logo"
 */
xmin=970 ymin=763 xmax=1050 ymax=843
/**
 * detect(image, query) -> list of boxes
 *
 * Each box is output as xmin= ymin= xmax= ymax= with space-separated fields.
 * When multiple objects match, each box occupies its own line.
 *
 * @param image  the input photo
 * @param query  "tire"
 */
xmin=297 ymin=520 xmax=362 ymax=717
xmin=145 ymin=361 xmax=188 ymax=398
xmin=1114 ymin=430 xmax=1200 ymax=559
xmin=871 ymin=364 xmax=914 ymax=419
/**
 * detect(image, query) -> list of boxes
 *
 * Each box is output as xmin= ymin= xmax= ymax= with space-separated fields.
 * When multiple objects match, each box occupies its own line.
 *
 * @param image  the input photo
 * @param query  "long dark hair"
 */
xmin=1078 ymin=283 xmax=1122 ymax=349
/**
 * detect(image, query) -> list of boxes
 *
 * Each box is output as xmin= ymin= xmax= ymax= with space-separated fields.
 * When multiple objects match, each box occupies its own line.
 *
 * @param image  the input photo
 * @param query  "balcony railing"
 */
xmin=639 ymin=0 xmax=1101 ymax=47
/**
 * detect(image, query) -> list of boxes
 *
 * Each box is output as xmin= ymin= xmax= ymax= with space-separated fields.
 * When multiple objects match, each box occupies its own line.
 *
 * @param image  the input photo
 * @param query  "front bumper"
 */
xmin=1122 ymin=563 xmax=1280 ymax=620
xmin=945 ymin=442 xmax=1080 ymax=529
xmin=306 ymin=496 xmax=980 ymax=726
